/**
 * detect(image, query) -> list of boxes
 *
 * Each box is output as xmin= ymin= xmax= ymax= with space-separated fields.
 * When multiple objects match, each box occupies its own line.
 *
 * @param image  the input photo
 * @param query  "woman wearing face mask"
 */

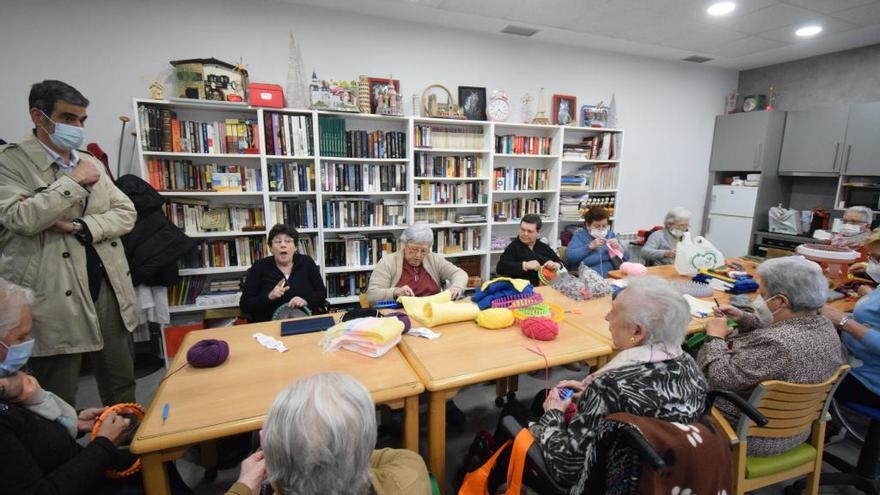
xmin=565 ymin=207 xmax=628 ymax=277
xmin=696 ymin=256 xmax=845 ymax=456
xmin=832 ymin=206 xmax=873 ymax=253
xmin=0 ymin=278 xmax=195 ymax=495
xmin=848 ymin=228 xmax=880 ymax=291
xmin=641 ymin=207 xmax=691 ymax=266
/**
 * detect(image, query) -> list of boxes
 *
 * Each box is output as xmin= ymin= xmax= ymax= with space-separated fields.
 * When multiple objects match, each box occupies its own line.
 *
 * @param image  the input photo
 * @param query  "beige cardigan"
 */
xmin=366 ymin=249 xmax=468 ymax=303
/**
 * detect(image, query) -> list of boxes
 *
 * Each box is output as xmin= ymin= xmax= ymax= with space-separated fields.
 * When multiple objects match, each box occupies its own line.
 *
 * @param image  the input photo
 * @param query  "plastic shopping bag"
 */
xmin=674 ymin=232 xmax=726 ymax=275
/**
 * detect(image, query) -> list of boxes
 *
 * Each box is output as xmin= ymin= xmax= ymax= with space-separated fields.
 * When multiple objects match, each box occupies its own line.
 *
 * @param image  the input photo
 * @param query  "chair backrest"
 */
xmin=736 ymin=365 xmax=850 ymax=441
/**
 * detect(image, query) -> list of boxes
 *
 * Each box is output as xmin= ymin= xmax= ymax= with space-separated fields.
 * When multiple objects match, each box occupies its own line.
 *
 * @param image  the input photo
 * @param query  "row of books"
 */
xmin=414 ymin=154 xmax=482 ymax=178
xmin=164 ymin=201 xmax=265 ymax=233
xmin=414 ymin=125 xmax=485 ymax=150
xmin=145 ymin=160 xmax=261 ymax=192
xmin=169 ymin=276 xmax=208 ymax=306
xmin=415 ymin=181 xmax=486 ymax=205
xmin=178 ymin=237 xmax=267 ymax=270
xmin=264 ymin=112 xmax=313 ymax=157
xmin=591 ymin=164 xmax=619 ymax=190
xmin=495 ymin=135 xmax=552 ymax=155
xmin=323 ymin=199 xmax=407 ymax=229
xmin=296 ymin=236 xmax=316 ymax=259
xmin=324 ymin=234 xmax=398 ymax=267
xmin=317 ymin=116 xmax=406 ymax=158
xmin=561 ymin=169 xmax=590 ymax=190
xmin=492 ymin=198 xmax=547 ymax=222
xmin=493 ymin=167 xmax=551 ymax=191
xmin=561 ymin=133 xmax=618 ymax=160
xmin=138 ymin=105 xmax=259 ymax=154
xmin=327 ymin=272 xmax=369 ymax=298
xmin=321 ymin=163 xmax=407 ymax=193
xmin=268 ymin=161 xmax=314 ymax=192
xmin=434 ymin=227 xmax=482 ymax=253
xmin=270 ymin=199 xmax=318 ymax=229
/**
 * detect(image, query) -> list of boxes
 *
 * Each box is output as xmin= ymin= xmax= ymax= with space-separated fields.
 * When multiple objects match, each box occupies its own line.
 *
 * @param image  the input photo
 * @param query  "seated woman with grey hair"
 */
xmin=528 ymin=276 xmax=707 ymax=489
xmin=366 ymin=223 xmax=468 ymax=302
xmin=698 ymin=256 xmax=845 ymax=456
xmin=832 ymin=205 xmax=874 ymax=251
xmin=641 ymin=206 xmax=692 ymax=266
xmin=226 ymin=372 xmax=430 ymax=495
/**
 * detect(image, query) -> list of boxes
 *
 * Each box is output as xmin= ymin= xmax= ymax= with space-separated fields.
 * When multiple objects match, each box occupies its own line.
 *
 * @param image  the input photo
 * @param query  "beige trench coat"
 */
xmin=0 ymin=134 xmax=139 ymax=357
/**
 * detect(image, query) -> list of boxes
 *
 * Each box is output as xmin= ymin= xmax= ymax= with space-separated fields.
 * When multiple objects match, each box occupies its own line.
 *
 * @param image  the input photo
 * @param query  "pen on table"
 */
xmin=162 ymin=402 xmax=170 ymax=424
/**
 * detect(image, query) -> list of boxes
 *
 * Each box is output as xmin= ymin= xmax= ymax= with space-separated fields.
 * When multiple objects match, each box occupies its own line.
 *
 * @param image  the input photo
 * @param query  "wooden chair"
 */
xmin=712 ymin=365 xmax=850 ymax=495
xmin=359 ymin=292 xmax=369 ymax=309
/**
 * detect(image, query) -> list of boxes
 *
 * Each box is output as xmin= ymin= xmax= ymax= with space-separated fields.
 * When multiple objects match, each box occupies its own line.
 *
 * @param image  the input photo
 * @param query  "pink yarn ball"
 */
xmin=620 ymin=262 xmax=648 ymax=276
xmin=521 ymin=317 xmax=559 ymax=341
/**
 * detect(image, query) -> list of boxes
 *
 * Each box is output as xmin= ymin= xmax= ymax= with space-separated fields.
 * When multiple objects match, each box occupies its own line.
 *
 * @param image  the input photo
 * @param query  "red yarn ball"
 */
xmin=521 ymin=317 xmax=559 ymax=341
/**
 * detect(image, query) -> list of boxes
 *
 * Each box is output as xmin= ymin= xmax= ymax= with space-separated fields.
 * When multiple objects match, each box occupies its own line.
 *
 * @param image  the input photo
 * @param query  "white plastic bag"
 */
xmin=674 ymin=233 xmax=726 ymax=275
xmin=768 ymin=205 xmax=801 ymax=235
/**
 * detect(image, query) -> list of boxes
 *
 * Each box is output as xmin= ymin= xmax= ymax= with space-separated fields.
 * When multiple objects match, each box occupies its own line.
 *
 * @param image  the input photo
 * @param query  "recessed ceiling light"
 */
xmin=707 ymin=2 xmax=736 ymax=16
xmin=795 ymin=25 xmax=822 ymax=37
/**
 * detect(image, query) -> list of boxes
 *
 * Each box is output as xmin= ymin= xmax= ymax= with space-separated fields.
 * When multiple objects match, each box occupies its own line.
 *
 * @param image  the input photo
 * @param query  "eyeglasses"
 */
xmin=272 ymin=238 xmax=296 ymax=246
xmin=405 ymin=246 xmax=430 ymax=256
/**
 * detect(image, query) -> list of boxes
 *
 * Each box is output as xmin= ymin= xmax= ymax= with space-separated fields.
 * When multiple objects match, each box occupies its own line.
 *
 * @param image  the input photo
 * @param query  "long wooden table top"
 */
xmin=397 ymin=317 xmax=612 ymax=392
xmin=131 ymin=317 xmax=424 ymax=455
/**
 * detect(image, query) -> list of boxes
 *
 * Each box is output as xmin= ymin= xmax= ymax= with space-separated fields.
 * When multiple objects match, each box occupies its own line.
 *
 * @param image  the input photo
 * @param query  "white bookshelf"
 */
xmin=133 ymin=98 xmax=625 ymax=319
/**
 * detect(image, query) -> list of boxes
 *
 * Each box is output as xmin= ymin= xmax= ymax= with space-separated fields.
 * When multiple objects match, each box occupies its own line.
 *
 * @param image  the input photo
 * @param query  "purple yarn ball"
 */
xmin=394 ymin=313 xmax=412 ymax=333
xmin=186 ymin=339 xmax=229 ymax=368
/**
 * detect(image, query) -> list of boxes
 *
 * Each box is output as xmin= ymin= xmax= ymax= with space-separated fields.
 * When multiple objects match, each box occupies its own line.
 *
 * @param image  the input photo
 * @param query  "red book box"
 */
xmin=248 ymin=83 xmax=284 ymax=108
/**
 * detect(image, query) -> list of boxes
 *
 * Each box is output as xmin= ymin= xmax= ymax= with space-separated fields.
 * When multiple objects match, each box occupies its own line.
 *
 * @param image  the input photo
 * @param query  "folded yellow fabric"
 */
xmin=421 ymin=301 xmax=480 ymax=327
xmin=399 ymin=291 xmax=451 ymax=323
xmin=476 ymin=308 xmax=515 ymax=329
xmin=479 ymin=277 xmax=531 ymax=293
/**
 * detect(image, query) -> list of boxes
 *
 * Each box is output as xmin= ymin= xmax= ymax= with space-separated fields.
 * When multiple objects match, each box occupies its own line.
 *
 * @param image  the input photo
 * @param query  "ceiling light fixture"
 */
xmin=707 ymin=2 xmax=736 ymax=16
xmin=795 ymin=25 xmax=822 ymax=37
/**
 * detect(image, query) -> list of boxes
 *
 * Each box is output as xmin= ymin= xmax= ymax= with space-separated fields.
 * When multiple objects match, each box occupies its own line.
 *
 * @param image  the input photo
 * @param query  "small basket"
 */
xmin=490 ymin=292 xmax=544 ymax=309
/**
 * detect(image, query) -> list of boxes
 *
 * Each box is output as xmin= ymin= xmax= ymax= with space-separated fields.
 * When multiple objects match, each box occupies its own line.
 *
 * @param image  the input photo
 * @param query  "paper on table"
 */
xmin=683 ymin=294 xmax=717 ymax=318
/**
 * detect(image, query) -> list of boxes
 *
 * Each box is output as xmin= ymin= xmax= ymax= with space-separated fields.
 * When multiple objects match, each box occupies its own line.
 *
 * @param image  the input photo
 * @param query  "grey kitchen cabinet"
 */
xmin=778 ymin=106 xmax=849 ymax=175
xmin=709 ymin=111 xmax=786 ymax=172
xmin=842 ymin=101 xmax=880 ymax=176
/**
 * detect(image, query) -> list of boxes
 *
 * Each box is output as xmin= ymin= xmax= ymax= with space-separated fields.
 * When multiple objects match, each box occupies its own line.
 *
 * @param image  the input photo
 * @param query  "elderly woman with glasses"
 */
xmin=698 ymin=256 xmax=844 ymax=456
xmin=641 ymin=207 xmax=692 ymax=266
xmin=832 ymin=206 xmax=874 ymax=251
xmin=240 ymin=224 xmax=327 ymax=322
xmin=366 ymin=223 xmax=468 ymax=302
xmin=226 ymin=372 xmax=431 ymax=495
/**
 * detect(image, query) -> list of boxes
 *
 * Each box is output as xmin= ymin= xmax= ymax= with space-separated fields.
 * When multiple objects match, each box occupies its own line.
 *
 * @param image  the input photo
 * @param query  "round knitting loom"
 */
xmin=674 ymin=281 xmax=715 ymax=298
xmin=90 ymin=402 xmax=146 ymax=479
xmin=272 ymin=305 xmax=312 ymax=320
xmin=538 ymin=262 xmax=559 ymax=286
xmin=490 ymin=292 xmax=544 ymax=309
xmin=512 ymin=303 xmax=564 ymax=327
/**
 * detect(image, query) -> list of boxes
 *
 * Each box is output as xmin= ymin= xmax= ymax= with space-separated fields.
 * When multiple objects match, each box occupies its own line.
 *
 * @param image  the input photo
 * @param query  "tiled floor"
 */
xmin=76 ymin=363 xmax=872 ymax=494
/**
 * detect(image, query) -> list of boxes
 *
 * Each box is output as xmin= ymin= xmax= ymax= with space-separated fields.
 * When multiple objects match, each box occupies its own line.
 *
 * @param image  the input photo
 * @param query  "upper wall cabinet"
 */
xmin=778 ymin=106 xmax=849 ymax=175
xmin=842 ymin=101 xmax=880 ymax=176
xmin=709 ymin=111 xmax=786 ymax=172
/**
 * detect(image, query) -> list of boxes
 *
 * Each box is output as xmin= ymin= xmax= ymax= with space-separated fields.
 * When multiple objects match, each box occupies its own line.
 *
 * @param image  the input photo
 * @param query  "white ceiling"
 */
xmin=279 ymin=0 xmax=880 ymax=69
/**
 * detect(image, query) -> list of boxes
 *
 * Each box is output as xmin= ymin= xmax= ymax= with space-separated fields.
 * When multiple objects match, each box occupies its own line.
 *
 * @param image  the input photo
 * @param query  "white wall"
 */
xmin=0 ymin=0 xmax=737 ymax=235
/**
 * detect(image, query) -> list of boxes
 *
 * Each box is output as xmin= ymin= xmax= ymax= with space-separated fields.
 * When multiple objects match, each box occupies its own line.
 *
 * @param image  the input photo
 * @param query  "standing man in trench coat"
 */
xmin=0 ymin=80 xmax=139 ymax=407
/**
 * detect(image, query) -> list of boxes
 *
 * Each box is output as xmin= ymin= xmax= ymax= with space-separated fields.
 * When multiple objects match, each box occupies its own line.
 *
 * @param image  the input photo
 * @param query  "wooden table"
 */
xmin=130 ymin=318 xmax=424 ymax=495
xmin=397 ymin=312 xmax=612 ymax=492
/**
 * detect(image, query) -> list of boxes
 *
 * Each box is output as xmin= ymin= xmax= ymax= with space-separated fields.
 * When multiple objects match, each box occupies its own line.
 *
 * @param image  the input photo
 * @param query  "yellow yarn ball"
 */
xmin=476 ymin=308 xmax=515 ymax=329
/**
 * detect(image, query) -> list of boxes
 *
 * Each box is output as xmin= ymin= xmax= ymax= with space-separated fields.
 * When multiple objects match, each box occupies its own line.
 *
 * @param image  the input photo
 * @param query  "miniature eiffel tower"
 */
xmin=531 ymin=87 xmax=551 ymax=125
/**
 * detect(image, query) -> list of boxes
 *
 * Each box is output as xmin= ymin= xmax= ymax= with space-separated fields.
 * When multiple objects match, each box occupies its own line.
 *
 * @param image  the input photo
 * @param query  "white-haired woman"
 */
xmin=366 ymin=223 xmax=468 ymax=302
xmin=833 ymin=205 xmax=874 ymax=252
xmin=641 ymin=207 xmax=692 ymax=266
xmin=226 ymin=372 xmax=431 ymax=495
xmin=698 ymin=256 xmax=845 ymax=456
xmin=529 ymin=277 xmax=708 ymax=489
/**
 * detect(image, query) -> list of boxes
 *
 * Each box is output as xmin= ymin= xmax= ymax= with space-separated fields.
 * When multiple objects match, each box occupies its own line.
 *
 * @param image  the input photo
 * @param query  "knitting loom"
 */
xmin=90 ymin=402 xmax=146 ymax=478
xmin=490 ymin=292 xmax=544 ymax=309
xmin=512 ymin=303 xmax=564 ymax=326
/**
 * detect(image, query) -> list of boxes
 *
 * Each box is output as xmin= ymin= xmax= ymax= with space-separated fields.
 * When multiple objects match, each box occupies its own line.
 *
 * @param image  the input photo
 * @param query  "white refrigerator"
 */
xmin=705 ymin=185 xmax=759 ymax=259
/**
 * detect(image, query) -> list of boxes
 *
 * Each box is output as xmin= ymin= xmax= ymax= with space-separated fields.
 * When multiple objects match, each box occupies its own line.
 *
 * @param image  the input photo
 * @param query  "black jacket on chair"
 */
xmin=116 ymin=174 xmax=197 ymax=287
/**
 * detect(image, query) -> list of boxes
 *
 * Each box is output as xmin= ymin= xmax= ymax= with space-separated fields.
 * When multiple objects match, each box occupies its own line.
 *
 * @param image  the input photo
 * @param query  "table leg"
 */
xmin=141 ymin=453 xmax=171 ymax=495
xmin=509 ymin=374 xmax=519 ymax=394
xmin=403 ymin=395 xmax=419 ymax=453
xmin=429 ymin=389 xmax=457 ymax=494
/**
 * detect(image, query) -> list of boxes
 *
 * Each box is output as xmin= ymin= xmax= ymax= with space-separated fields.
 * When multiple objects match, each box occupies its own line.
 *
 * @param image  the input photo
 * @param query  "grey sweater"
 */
xmin=641 ymin=228 xmax=679 ymax=266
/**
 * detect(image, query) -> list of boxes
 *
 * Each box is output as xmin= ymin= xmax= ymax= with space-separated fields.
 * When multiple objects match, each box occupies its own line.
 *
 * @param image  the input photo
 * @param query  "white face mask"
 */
xmin=839 ymin=224 xmax=863 ymax=237
xmin=590 ymin=229 xmax=608 ymax=239
xmin=752 ymin=294 xmax=782 ymax=326
xmin=867 ymin=260 xmax=880 ymax=283
xmin=669 ymin=228 xmax=685 ymax=238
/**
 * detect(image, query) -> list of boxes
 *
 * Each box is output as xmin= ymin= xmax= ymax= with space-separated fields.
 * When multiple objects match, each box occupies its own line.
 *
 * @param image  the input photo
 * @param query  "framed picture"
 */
xmin=458 ymin=86 xmax=487 ymax=121
xmin=367 ymin=77 xmax=400 ymax=114
xmin=552 ymin=94 xmax=577 ymax=125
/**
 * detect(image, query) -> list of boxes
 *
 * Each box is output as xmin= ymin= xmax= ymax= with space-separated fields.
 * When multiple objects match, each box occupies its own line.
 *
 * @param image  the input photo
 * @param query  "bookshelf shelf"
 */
xmin=327 ymin=295 xmax=361 ymax=305
xmin=489 ymin=249 xmax=505 ymax=255
xmin=413 ymin=176 xmax=488 ymax=181
xmin=266 ymin=155 xmax=315 ymax=160
xmin=141 ymin=151 xmax=260 ymax=159
xmin=186 ymin=230 xmax=267 ymax=238
xmin=413 ymin=147 xmax=491 ymax=153
xmin=323 ymin=225 xmax=408 ymax=233
xmin=414 ymin=203 xmax=488 ymax=209
xmin=492 ymin=189 xmax=556 ymax=194
xmin=492 ymin=220 xmax=557 ymax=226
xmin=423 ymin=222 xmax=488 ymax=228
xmin=324 ymin=265 xmax=376 ymax=274
xmin=169 ymin=301 xmax=240 ymax=314
xmin=134 ymin=98 xmax=255 ymax=112
xmin=494 ymin=153 xmax=560 ymax=159
xmin=268 ymin=191 xmax=317 ymax=197
xmin=443 ymin=250 xmax=484 ymax=258
xmin=561 ymin=158 xmax=621 ymax=164
xmin=158 ymin=191 xmax=263 ymax=197
xmin=318 ymin=157 xmax=408 ymax=163
xmin=563 ymin=127 xmax=624 ymax=134
xmin=179 ymin=266 xmax=251 ymax=276
xmin=316 ymin=110 xmax=409 ymax=122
